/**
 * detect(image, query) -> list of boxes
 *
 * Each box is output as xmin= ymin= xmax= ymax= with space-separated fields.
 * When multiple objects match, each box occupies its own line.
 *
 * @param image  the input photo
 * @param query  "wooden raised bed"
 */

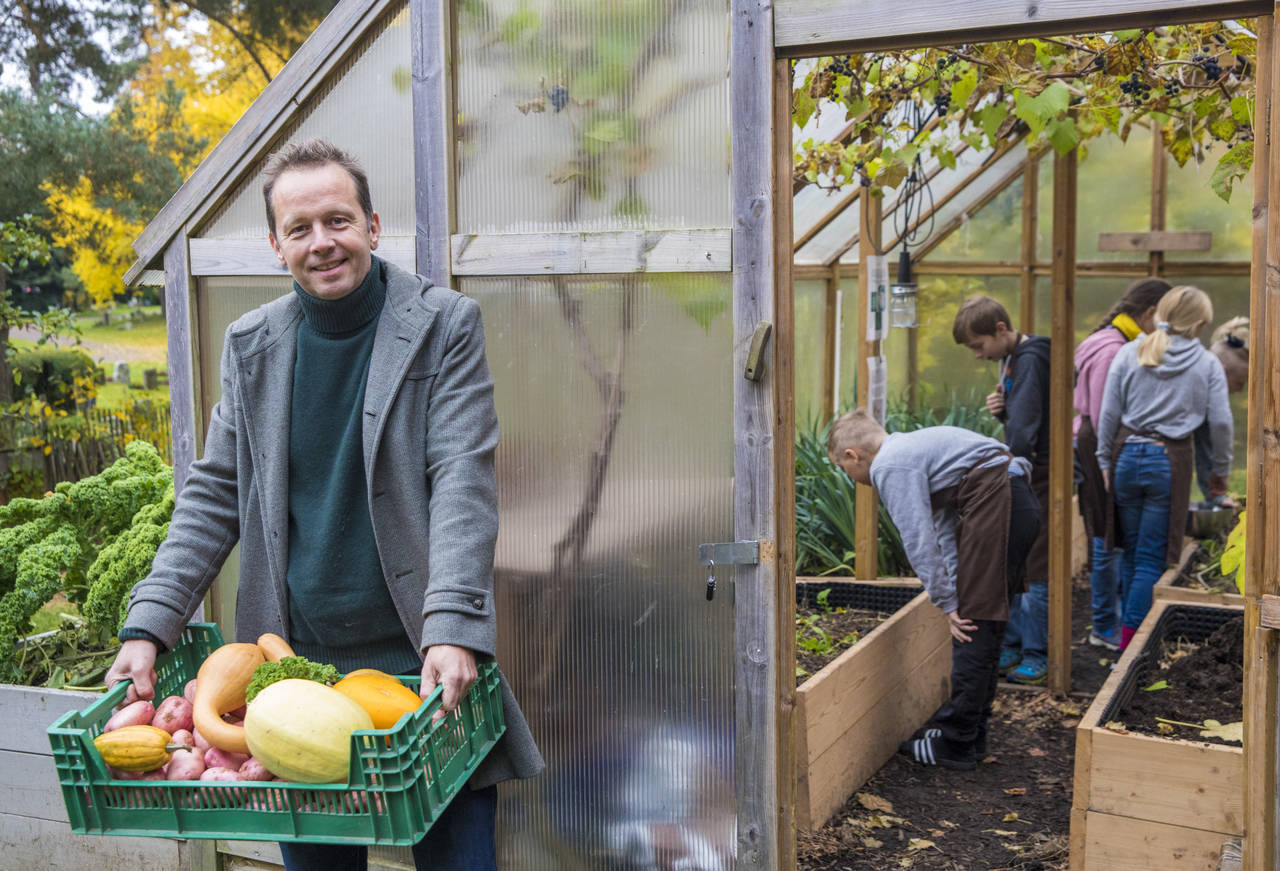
xmin=793 ymin=579 xmax=951 ymax=830
xmin=1153 ymin=538 xmax=1245 ymax=608
xmin=0 ymin=682 xmax=212 ymax=870
xmin=1069 ymin=600 xmax=1244 ymax=871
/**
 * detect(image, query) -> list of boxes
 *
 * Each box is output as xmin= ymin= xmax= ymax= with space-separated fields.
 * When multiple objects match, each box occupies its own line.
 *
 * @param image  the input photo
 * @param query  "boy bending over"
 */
xmin=828 ymin=410 xmax=1041 ymax=769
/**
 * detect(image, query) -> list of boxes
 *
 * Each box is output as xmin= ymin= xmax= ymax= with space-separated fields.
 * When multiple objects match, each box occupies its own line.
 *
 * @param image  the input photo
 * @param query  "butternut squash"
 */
xmin=192 ymin=642 xmax=265 ymax=754
xmin=332 ymin=673 xmax=424 ymax=729
xmin=256 ymin=633 xmax=295 ymax=662
xmin=94 ymin=724 xmax=196 ymax=773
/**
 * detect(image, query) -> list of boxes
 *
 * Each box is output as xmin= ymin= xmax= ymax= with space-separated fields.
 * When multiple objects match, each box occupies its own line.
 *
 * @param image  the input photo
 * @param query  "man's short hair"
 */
xmin=826 ymin=409 xmax=885 ymax=463
xmin=952 ymin=295 xmax=1012 ymax=344
xmin=261 ymin=139 xmax=373 ymax=237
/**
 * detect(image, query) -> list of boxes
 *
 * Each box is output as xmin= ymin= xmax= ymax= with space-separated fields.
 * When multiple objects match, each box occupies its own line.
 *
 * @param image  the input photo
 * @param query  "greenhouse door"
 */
xmin=409 ymin=0 xmax=788 ymax=867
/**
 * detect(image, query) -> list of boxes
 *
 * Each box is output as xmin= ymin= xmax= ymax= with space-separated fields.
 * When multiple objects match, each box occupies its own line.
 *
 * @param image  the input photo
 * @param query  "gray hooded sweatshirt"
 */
xmin=1094 ymin=335 xmax=1233 ymax=475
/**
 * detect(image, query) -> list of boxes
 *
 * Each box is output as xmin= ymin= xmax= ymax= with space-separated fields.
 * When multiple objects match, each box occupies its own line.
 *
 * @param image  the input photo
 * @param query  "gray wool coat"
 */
xmin=124 ymin=258 xmax=543 ymax=788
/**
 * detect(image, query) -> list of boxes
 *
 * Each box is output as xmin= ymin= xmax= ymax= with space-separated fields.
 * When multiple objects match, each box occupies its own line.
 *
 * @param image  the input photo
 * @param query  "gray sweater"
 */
xmin=870 ymin=427 xmax=1030 ymax=614
xmin=1095 ymin=336 xmax=1233 ymax=475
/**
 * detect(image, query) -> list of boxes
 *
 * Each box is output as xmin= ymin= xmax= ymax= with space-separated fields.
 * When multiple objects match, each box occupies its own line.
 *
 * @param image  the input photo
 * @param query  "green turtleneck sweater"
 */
xmin=286 ymin=257 xmax=419 ymax=675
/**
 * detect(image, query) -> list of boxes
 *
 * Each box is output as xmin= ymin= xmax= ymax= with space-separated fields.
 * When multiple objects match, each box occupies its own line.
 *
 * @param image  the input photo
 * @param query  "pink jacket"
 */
xmin=1074 ymin=326 xmax=1128 ymax=435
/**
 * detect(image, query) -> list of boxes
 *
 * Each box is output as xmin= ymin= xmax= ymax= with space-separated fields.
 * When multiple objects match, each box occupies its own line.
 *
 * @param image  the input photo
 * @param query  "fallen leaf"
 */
xmin=928 ymin=828 xmax=947 ymax=838
xmin=1157 ymin=722 xmax=1175 ymax=735
xmin=862 ymin=837 xmax=883 ymax=849
xmin=1003 ymin=787 xmax=1027 ymax=795
xmin=1200 ymin=720 xmax=1243 ymax=742
xmin=983 ymin=829 xmax=1020 ymax=836
xmin=1104 ymin=720 xmax=1129 ymax=733
xmin=1003 ymin=812 xmax=1022 ymax=823
xmin=857 ymin=792 xmax=894 ymax=813
xmin=1143 ymin=679 xmax=1169 ymax=692
xmin=940 ymin=820 xmax=959 ymax=829
xmin=1057 ymin=702 xmax=1081 ymax=717
xmin=1063 ymin=719 xmax=1080 ymax=728
xmin=907 ymin=838 xmax=936 ymax=851
xmin=982 ymin=755 xmax=999 ymax=764
xmin=1098 ymin=657 xmax=1111 ymax=666
xmin=1027 ymin=748 xmax=1047 ymax=757
xmin=898 ymin=858 xmax=914 ymax=868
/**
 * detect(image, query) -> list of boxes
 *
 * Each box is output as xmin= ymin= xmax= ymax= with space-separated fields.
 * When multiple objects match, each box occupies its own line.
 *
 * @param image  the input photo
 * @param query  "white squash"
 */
xmin=243 ymin=679 xmax=375 ymax=783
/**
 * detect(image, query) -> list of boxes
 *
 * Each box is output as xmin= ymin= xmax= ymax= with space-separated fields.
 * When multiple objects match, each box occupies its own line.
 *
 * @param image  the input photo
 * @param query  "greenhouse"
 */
xmin=8 ymin=0 xmax=1280 ymax=870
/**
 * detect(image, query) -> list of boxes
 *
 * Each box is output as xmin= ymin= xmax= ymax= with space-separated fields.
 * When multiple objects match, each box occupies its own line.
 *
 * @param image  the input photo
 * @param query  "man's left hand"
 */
xmin=421 ymin=644 xmax=478 ymax=724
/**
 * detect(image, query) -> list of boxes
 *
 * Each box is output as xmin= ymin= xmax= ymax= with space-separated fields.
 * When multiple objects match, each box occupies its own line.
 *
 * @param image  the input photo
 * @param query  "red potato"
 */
xmin=104 ymin=700 xmax=155 ymax=733
xmin=245 ymin=788 xmax=289 ymax=811
xmin=226 ymin=703 xmax=247 ymax=719
xmin=238 ymin=758 xmax=272 ymax=781
xmin=183 ymin=679 xmax=198 ymax=705
xmin=170 ymin=729 xmax=194 ymax=748
xmin=164 ymin=747 xmax=206 ymax=781
xmin=199 ymin=766 xmax=242 ymax=781
xmin=204 ymin=747 xmax=250 ymax=771
xmin=107 ymin=764 xmax=147 ymax=780
xmin=152 ymin=696 xmax=195 ymax=734
xmin=193 ymin=728 xmax=212 ymax=753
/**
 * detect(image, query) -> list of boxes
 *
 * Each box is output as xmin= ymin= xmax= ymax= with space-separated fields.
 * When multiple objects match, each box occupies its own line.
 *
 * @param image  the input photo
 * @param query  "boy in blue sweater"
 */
xmin=829 ymin=410 xmax=1040 ymax=769
xmin=953 ymin=295 xmax=1053 ymax=685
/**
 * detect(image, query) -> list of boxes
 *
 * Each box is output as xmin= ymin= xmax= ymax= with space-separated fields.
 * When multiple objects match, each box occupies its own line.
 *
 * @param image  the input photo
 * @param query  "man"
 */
xmin=105 ymin=139 xmax=543 ymax=869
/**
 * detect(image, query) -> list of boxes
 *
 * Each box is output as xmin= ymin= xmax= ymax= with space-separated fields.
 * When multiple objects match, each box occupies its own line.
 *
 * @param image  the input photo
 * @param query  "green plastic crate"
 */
xmin=46 ymin=623 xmax=505 ymax=845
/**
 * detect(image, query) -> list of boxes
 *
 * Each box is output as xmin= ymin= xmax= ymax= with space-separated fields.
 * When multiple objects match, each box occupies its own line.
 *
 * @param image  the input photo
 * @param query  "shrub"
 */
xmin=11 ymin=346 xmax=104 ymax=411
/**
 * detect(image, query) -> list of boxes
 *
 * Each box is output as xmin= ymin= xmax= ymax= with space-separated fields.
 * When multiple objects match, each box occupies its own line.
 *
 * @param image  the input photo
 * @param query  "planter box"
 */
xmin=0 ymin=681 xmax=212 ymax=870
xmin=1069 ymin=600 xmax=1244 ymax=871
xmin=793 ymin=579 xmax=951 ymax=830
xmin=1153 ymin=539 xmax=1245 ymax=608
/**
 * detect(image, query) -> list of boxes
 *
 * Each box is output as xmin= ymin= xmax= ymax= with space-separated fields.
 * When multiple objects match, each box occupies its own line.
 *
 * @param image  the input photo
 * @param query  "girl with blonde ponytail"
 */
xmin=1094 ymin=286 xmax=1232 ymax=650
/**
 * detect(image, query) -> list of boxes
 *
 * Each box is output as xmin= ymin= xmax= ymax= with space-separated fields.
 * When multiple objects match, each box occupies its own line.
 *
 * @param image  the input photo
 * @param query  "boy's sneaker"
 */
xmin=998 ymin=648 xmax=1021 ymax=673
xmin=912 ymin=725 xmax=987 ymax=757
xmin=898 ymin=736 xmax=976 ymax=771
xmin=1007 ymin=659 xmax=1047 ymax=685
xmin=1089 ymin=628 xmax=1120 ymax=651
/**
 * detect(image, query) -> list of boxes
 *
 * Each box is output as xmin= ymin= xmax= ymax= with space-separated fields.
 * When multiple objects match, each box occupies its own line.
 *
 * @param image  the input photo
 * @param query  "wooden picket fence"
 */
xmin=0 ymin=404 xmax=172 ymax=496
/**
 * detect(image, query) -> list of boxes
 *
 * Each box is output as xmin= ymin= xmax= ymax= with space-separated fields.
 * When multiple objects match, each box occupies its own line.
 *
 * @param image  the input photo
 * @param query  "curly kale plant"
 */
xmin=245 ymin=656 xmax=341 ymax=702
xmin=0 ymin=441 xmax=173 ymax=684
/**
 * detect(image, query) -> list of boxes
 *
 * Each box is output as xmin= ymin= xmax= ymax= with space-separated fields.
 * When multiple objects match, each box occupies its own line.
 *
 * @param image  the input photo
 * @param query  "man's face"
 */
xmin=964 ymin=322 xmax=1013 ymax=361
xmin=268 ymin=162 xmax=381 ymax=300
xmin=836 ymin=448 xmax=873 ymax=486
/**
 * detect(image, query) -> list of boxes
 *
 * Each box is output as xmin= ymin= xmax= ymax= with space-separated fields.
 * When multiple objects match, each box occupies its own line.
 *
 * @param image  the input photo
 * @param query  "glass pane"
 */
xmin=462 ymin=275 xmax=736 ymax=868
xmin=455 ymin=0 xmax=731 ymax=234
xmin=200 ymin=5 xmax=415 ymax=240
xmin=837 ymin=272 xmax=858 ymax=409
xmin=1074 ymin=133 xmax=1153 ymax=263
xmin=929 ymin=175 xmax=1023 ymax=262
xmin=194 ymin=276 xmax=290 ymax=641
xmin=1166 ymin=157 xmax=1252 ymax=262
xmin=794 ymin=279 xmax=829 ymax=424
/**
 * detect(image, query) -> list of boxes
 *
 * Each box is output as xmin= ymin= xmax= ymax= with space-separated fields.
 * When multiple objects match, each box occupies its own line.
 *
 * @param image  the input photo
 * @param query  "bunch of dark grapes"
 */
xmin=1118 ymin=72 xmax=1152 ymax=104
xmin=1164 ymin=77 xmax=1182 ymax=97
xmin=1193 ymin=51 xmax=1223 ymax=82
xmin=825 ymin=56 xmax=853 ymax=76
xmin=934 ymin=90 xmax=951 ymax=112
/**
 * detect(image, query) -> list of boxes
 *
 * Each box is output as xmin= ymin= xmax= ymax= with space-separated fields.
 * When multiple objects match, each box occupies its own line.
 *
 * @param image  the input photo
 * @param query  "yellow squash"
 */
xmin=94 ymin=725 xmax=195 ymax=773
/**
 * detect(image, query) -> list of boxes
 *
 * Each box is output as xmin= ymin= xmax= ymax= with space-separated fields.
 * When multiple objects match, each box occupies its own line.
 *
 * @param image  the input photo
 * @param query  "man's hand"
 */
xmin=947 ymin=611 xmax=977 ymax=643
xmin=421 ymin=644 xmax=478 ymax=724
xmin=984 ymin=390 xmax=1005 ymax=418
xmin=105 ymin=639 xmax=159 ymax=704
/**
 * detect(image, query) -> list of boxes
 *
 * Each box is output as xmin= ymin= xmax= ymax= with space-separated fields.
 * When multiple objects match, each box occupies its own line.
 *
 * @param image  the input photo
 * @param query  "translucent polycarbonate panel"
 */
xmin=193 ymin=276 xmax=290 ymax=641
xmin=455 ymin=0 xmax=731 ymax=234
xmin=796 ymin=202 xmax=858 ymax=266
xmin=901 ymin=142 xmax=1029 ymax=259
xmin=795 ymin=279 xmax=830 ymax=423
xmin=463 ymin=275 xmax=736 ymax=869
xmin=1166 ymin=156 xmax=1252 ymax=262
xmin=200 ymin=5 xmax=414 ymax=241
xmin=836 ymin=273 xmax=857 ymax=410
xmin=929 ymin=175 xmax=1023 ymax=262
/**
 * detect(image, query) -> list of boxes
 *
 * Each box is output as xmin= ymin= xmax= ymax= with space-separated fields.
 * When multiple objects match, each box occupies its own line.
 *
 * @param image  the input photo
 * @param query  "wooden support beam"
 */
xmin=730 ymin=1 xmax=785 ymax=865
xmin=823 ymin=267 xmax=839 ymax=418
xmin=1020 ymin=154 xmax=1039 ymax=333
xmin=411 ymin=0 xmax=455 ymax=286
xmin=1048 ymin=149 xmax=1076 ymax=695
xmin=1261 ymin=595 xmax=1280 ymax=631
xmin=793 ymin=258 xmax=1251 ymax=282
xmin=1096 ymin=230 xmax=1212 ymax=252
xmin=451 ymin=230 xmax=733 ymax=275
xmin=855 ymin=188 xmax=882 ymax=581
xmin=1245 ymin=13 xmax=1278 ymax=871
xmin=773 ymin=0 xmax=1269 ymax=56
xmin=1149 ymin=128 xmax=1169 ymax=276
xmin=163 ymin=238 xmax=197 ymax=498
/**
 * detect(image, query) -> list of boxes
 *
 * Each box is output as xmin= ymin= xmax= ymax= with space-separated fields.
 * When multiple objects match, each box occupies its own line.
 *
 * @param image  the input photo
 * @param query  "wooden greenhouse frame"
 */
xmin=119 ymin=1 xmax=1277 ymax=869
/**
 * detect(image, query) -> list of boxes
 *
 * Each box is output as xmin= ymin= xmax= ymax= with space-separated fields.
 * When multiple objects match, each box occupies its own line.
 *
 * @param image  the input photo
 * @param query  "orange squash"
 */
xmin=331 ymin=673 xmax=424 ymax=729
xmin=256 ymin=633 xmax=296 ymax=662
xmin=192 ymin=642 xmax=265 ymax=754
xmin=342 ymin=668 xmax=403 ymax=685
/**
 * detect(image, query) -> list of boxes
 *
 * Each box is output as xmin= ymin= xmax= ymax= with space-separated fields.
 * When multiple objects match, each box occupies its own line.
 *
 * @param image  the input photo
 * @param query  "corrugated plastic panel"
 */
xmin=463 ymin=275 xmax=736 ymax=869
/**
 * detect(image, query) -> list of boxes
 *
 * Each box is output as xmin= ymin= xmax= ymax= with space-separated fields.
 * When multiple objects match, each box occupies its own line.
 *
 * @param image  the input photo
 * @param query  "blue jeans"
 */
xmin=1090 ymin=536 xmax=1122 ymax=635
xmin=1114 ymin=442 xmax=1172 ymax=633
xmin=277 ymin=785 xmax=498 ymax=871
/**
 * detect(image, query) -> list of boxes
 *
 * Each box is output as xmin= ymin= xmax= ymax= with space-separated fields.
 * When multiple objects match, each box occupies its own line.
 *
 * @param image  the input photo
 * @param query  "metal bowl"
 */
xmin=1186 ymin=501 xmax=1234 ymax=539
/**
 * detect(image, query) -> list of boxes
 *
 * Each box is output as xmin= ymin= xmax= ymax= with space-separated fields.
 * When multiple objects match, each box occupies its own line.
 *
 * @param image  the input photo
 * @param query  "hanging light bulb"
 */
xmin=889 ymin=247 xmax=918 ymax=329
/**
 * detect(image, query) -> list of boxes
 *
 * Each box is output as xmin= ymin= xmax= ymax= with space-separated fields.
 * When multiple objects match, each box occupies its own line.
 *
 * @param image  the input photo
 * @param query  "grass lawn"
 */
xmin=76 ymin=304 xmax=167 ymax=354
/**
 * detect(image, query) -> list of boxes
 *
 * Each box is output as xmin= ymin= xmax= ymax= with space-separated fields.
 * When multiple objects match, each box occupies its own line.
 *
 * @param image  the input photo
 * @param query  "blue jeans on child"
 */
xmin=1114 ymin=442 xmax=1172 ymax=633
xmin=1090 ymin=536 xmax=1122 ymax=636
xmin=1003 ymin=582 xmax=1048 ymax=669
xmin=277 ymin=784 xmax=498 ymax=871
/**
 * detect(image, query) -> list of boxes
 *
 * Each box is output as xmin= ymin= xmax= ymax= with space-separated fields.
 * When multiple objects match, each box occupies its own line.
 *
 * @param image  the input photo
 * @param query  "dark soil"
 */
xmin=796 ymin=605 xmax=893 ymax=685
xmin=1173 ymin=540 xmax=1234 ymax=593
xmin=1120 ymin=615 xmax=1244 ymax=746
xmin=797 ymin=569 xmax=1110 ymax=870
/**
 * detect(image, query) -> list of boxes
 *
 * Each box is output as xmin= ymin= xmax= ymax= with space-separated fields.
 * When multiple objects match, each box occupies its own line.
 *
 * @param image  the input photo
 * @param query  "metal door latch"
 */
xmin=699 ymin=541 xmax=760 ymax=602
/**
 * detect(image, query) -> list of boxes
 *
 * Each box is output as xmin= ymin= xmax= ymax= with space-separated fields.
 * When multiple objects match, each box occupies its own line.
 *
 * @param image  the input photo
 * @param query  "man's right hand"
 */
xmin=105 ymin=639 xmax=159 ymax=704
